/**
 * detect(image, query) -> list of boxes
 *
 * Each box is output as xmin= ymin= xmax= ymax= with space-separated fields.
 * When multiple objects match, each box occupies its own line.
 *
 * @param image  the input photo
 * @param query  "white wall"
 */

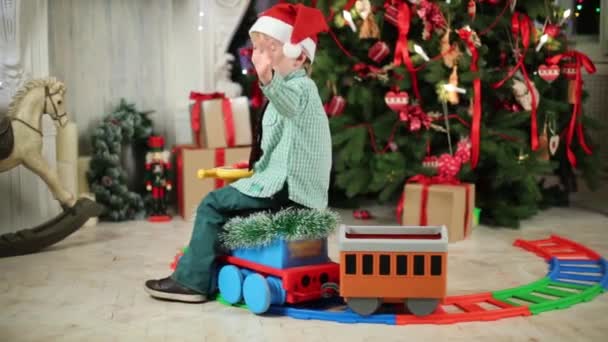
xmin=48 ymin=0 xmax=172 ymax=153
xmin=47 ymin=0 xmax=250 ymax=152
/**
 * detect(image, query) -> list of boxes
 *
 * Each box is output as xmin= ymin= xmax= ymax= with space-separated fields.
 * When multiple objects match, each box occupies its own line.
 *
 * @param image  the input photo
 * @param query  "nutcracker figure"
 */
xmin=145 ymin=135 xmax=172 ymax=222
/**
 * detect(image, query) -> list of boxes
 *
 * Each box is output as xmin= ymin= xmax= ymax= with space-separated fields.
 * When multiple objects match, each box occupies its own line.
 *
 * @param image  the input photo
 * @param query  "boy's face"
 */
xmin=252 ymin=34 xmax=307 ymax=76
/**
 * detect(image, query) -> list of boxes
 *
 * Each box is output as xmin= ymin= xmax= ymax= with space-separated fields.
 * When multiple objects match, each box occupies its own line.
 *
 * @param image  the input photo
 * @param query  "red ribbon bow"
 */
xmin=546 ymin=50 xmax=595 ymax=167
xmin=457 ymin=27 xmax=482 ymax=169
xmin=492 ymin=13 xmax=539 ymax=153
xmin=188 ymin=91 xmax=236 ymax=148
xmin=353 ymin=62 xmax=383 ymax=78
xmin=392 ymin=2 xmax=421 ymax=103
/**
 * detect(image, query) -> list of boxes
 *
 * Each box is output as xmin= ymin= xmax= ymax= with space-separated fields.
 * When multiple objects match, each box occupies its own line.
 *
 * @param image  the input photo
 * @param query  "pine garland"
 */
xmin=219 ymin=208 xmax=341 ymax=249
xmin=87 ymin=99 xmax=153 ymax=221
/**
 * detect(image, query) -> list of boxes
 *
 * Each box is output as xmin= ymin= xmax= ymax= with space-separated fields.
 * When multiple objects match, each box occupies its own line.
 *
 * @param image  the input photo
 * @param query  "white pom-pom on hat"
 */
xmin=283 ymin=42 xmax=302 ymax=59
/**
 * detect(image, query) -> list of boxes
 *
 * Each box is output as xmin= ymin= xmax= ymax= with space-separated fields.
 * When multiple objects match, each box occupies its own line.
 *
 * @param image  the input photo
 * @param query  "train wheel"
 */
xmin=346 ymin=297 xmax=381 ymax=316
xmin=243 ymin=273 xmax=271 ymax=314
xmin=218 ymin=265 xmax=243 ymax=304
xmin=406 ymin=298 xmax=440 ymax=316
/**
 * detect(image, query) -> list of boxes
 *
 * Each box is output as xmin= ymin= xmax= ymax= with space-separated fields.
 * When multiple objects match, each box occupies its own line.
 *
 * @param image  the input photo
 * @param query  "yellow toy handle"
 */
xmin=197 ymin=167 xmax=253 ymax=183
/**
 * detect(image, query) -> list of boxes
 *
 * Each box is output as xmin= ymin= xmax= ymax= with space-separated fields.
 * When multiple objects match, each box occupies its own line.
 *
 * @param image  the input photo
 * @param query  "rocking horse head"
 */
xmin=7 ymin=77 xmax=69 ymax=131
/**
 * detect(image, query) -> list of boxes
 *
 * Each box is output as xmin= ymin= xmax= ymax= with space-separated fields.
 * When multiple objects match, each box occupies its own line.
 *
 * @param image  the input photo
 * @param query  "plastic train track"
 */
xmin=217 ymin=235 xmax=608 ymax=325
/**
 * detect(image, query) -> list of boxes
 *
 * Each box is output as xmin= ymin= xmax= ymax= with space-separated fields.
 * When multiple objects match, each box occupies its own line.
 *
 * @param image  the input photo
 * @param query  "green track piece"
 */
xmin=547 ymin=280 xmax=590 ymax=291
xmin=535 ymin=287 xmax=577 ymax=298
xmin=492 ymin=277 xmax=605 ymax=315
xmin=492 ymin=277 xmax=550 ymax=299
xmin=514 ymin=292 xmax=551 ymax=304
xmin=528 ymin=285 xmax=604 ymax=315
xmin=215 ymin=294 xmax=249 ymax=309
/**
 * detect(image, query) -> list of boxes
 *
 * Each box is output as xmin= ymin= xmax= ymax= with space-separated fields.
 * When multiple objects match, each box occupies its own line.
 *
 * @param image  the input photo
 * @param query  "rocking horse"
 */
xmin=0 ymin=77 xmax=104 ymax=257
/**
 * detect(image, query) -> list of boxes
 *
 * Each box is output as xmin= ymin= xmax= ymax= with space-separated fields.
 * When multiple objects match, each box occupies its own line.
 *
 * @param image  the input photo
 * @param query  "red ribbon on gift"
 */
xmin=396 ymin=174 xmax=471 ymax=237
xmin=189 ymin=92 xmax=223 ymax=146
xmin=492 ymin=13 xmax=539 ymax=153
xmin=546 ymin=50 xmax=595 ymax=167
xmin=214 ymin=148 xmax=226 ymax=189
xmin=458 ymin=28 xmax=482 ymax=169
xmin=221 ymin=98 xmax=236 ymax=147
xmin=189 ymin=92 xmax=236 ymax=148
xmin=392 ymin=1 xmax=421 ymax=103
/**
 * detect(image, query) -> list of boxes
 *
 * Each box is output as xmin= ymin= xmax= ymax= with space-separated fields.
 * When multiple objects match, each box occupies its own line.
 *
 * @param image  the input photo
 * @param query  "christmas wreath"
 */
xmin=87 ymin=99 xmax=153 ymax=221
xmin=220 ymin=208 xmax=341 ymax=249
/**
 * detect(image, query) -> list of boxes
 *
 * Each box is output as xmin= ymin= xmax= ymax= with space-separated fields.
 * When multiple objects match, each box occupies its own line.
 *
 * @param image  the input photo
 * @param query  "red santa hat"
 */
xmin=249 ymin=3 xmax=329 ymax=63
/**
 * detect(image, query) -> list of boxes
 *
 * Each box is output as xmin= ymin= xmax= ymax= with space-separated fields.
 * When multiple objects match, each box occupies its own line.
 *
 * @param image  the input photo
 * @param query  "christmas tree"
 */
xmin=237 ymin=0 xmax=602 ymax=228
xmin=87 ymin=99 xmax=154 ymax=221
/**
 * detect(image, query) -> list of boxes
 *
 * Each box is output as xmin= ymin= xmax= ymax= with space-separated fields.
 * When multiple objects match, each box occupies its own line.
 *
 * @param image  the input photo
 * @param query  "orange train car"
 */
xmin=338 ymin=224 xmax=448 ymax=317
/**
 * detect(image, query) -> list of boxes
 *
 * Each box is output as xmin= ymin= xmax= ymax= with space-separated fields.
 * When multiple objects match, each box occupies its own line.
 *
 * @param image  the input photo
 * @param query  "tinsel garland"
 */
xmin=219 ymin=208 xmax=341 ymax=249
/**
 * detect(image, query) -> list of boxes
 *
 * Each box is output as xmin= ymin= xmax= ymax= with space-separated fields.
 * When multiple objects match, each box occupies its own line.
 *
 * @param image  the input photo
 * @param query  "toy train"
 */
xmin=172 ymin=224 xmax=448 ymax=317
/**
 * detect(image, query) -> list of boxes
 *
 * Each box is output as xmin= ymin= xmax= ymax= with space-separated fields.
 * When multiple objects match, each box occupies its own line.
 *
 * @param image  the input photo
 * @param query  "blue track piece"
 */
xmin=600 ymin=258 xmax=608 ymax=290
xmin=547 ymin=258 xmax=606 ymax=288
xmin=267 ymin=305 xmax=396 ymax=325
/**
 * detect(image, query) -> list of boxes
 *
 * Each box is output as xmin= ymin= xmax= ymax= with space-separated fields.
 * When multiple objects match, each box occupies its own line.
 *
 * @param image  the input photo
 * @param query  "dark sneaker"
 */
xmin=144 ymin=276 xmax=207 ymax=303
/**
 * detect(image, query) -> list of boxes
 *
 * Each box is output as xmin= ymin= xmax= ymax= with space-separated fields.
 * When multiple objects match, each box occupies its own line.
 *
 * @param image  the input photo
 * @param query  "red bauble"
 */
xmin=324 ymin=95 xmax=346 ymax=117
xmin=544 ymin=24 xmax=561 ymax=38
xmin=538 ymin=64 xmax=560 ymax=83
xmin=368 ymin=41 xmax=390 ymax=63
xmin=384 ymin=91 xmax=409 ymax=112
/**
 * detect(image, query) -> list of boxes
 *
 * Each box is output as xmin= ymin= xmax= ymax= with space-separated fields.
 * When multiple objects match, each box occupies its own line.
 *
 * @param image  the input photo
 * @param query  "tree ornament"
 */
xmin=538 ymin=123 xmax=550 ymax=161
xmin=384 ymin=90 xmax=409 ymax=112
xmin=512 ymin=78 xmax=540 ymax=111
xmin=547 ymin=111 xmax=560 ymax=156
xmin=384 ymin=1 xmax=399 ymax=26
xmin=356 ymin=0 xmax=380 ymax=39
xmin=368 ymin=41 xmax=390 ymax=63
xmin=468 ymin=0 xmax=476 ymax=20
xmin=441 ymin=30 xmax=461 ymax=68
xmin=399 ymin=104 xmax=432 ymax=132
xmin=417 ymin=0 xmax=447 ymax=40
xmin=538 ymin=64 xmax=560 ymax=83
xmin=324 ymin=82 xmax=346 ymax=117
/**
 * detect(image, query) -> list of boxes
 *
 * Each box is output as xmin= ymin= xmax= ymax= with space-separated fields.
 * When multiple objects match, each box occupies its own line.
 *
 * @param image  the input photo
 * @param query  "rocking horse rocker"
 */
xmin=0 ymin=77 xmax=104 ymax=258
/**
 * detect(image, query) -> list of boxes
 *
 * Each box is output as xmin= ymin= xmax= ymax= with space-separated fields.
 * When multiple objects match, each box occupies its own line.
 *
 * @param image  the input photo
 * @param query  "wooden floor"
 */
xmin=1 ymin=206 xmax=607 ymax=342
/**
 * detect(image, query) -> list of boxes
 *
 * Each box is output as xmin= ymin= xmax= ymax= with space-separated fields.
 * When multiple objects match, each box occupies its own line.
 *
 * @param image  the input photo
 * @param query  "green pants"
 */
xmin=172 ymin=184 xmax=297 ymax=295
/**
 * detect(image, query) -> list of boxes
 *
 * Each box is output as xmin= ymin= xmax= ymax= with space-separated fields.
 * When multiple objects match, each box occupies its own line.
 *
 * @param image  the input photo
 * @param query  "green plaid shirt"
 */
xmin=230 ymin=69 xmax=332 ymax=209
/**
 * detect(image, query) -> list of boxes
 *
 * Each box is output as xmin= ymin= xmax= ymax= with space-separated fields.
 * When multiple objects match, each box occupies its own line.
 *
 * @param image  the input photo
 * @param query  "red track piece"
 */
xmin=513 ymin=235 xmax=601 ymax=261
xmin=396 ymin=292 xmax=531 ymax=325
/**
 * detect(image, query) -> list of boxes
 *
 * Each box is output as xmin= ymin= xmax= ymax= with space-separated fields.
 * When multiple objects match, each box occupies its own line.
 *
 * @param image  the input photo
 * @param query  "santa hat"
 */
xmin=249 ymin=3 xmax=329 ymax=63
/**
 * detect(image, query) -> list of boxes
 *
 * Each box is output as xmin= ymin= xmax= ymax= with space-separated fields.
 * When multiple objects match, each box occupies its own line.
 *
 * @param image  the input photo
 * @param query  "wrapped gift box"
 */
xmin=176 ymin=146 xmax=251 ymax=220
xmin=190 ymin=94 xmax=252 ymax=148
xmin=400 ymin=183 xmax=475 ymax=242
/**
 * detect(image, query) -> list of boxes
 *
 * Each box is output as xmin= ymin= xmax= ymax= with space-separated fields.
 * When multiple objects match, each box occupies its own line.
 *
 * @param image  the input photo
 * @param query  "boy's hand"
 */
xmin=252 ymin=47 xmax=273 ymax=85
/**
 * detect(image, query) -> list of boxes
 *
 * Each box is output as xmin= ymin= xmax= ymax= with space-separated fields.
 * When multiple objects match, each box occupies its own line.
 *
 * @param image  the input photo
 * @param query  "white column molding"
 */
xmin=0 ymin=0 xmax=48 ymax=114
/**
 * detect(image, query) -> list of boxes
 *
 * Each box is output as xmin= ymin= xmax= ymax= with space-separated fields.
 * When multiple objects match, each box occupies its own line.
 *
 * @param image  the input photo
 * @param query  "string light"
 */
xmin=536 ymin=34 xmax=548 ymax=52
xmin=443 ymin=84 xmax=467 ymax=94
xmin=199 ymin=11 xmax=204 ymax=17
xmin=342 ymin=10 xmax=357 ymax=32
xmin=413 ymin=44 xmax=430 ymax=61
xmin=559 ymin=9 xmax=571 ymax=26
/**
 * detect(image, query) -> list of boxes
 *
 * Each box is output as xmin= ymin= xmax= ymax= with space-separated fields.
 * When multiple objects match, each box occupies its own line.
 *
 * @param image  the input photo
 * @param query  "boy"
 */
xmin=144 ymin=3 xmax=332 ymax=303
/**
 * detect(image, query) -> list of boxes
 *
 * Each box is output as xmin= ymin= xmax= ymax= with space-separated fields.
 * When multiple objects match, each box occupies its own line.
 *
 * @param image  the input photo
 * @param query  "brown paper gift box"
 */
xmin=193 ymin=96 xmax=252 ymax=148
xmin=401 ymin=183 xmax=475 ymax=242
xmin=177 ymin=146 xmax=251 ymax=220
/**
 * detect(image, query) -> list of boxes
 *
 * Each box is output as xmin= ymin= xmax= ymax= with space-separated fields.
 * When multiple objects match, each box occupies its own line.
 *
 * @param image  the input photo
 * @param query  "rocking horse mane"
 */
xmin=6 ymin=77 xmax=66 ymax=118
